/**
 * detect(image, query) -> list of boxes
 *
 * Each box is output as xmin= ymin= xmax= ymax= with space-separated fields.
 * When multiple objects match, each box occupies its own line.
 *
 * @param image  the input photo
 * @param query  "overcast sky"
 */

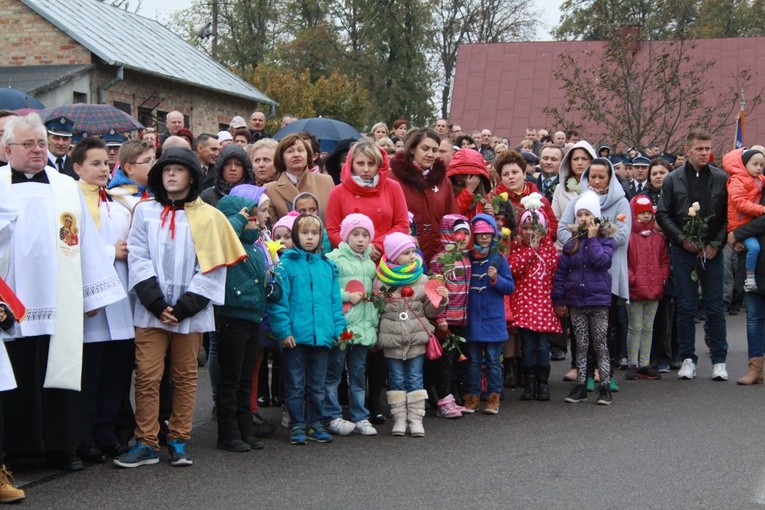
xmin=137 ymin=0 xmax=564 ymax=40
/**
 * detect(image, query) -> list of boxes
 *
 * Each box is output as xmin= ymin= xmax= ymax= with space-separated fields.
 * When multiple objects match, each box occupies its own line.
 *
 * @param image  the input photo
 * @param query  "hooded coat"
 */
xmin=508 ymin=218 xmax=561 ymax=334
xmin=446 ymin=148 xmax=491 ymax=220
xmin=551 ymin=140 xmax=597 ymax=221
xmin=389 ymin=152 xmax=460 ymax=263
xmin=552 ymin=225 xmax=616 ymax=308
xmin=464 ymin=214 xmax=515 ymax=342
xmin=200 ymin=144 xmax=254 ymax=207
xmin=722 ymin=148 xmax=765 ymax=232
xmin=557 ymin=158 xmax=632 ymax=301
xmin=325 ymin=147 xmax=409 ymax=253
xmin=429 ymin=214 xmax=472 ymax=327
xmin=627 ymin=210 xmax=670 ymax=301
xmin=326 ymin=242 xmax=379 ymax=346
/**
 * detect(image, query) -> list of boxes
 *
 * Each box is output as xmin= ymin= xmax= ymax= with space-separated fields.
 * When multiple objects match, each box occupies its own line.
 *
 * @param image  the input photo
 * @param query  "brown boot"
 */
xmin=484 ymin=393 xmax=500 ymax=415
xmin=0 ymin=465 xmax=25 ymax=503
xmin=462 ymin=394 xmax=480 ymax=414
xmin=736 ymin=357 xmax=764 ymax=385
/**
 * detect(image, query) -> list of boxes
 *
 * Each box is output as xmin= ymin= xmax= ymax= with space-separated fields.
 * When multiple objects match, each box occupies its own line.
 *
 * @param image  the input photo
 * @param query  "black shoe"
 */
xmin=100 ymin=441 xmax=130 ymax=457
xmin=158 ymin=420 xmax=169 ymax=446
xmin=217 ymin=439 xmax=251 ymax=452
xmin=637 ymin=366 xmax=660 ymax=380
xmin=625 ymin=365 xmax=638 ymax=380
xmin=271 ymin=396 xmax=283 ymax=407
xmin=535 ymin=366 xmax=551 ymax=401
xmin=520 ymin=369 xmax=536 ymax=401
xmin=77 ymin=446 xmax=107 ymax=464
xmin=257 ymin=396 xmax=271 ymax=408
xmin=251 ymin=413 xmax=276 ymax=438
xmin=369 ymin=413 xmax=386 ymax=425
xmin=503 ymin=359 xmax=516 ymax=388
xmin=243 ymin=436 xmax=265 ymax=450
xmin=564 ymin=384 xmax=587 ymax=403
xmin=596 ymin=383 xmax=613 ymax=405
xmin=550 ymin=350 xmax=566 ymax=361
xmin=49 ymin=453 xmax=85 ymax=471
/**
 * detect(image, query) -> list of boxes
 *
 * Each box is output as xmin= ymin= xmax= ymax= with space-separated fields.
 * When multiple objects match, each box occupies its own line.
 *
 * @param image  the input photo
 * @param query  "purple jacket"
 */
xmin=551 ymin=234 xmax=615 ymax=308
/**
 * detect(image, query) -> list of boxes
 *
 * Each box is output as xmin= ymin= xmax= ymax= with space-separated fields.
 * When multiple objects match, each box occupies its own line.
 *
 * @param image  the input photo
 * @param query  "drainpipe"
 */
xmin=97 ymin=66 xmax=124 ymax=104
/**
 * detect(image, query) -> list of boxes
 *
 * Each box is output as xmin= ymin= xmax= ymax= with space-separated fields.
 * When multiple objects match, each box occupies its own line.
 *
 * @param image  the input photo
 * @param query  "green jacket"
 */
xmin=216 ymin=195 xmax=269 ymax=322
xmin=326 ymin=243 xmax=379 ymax=347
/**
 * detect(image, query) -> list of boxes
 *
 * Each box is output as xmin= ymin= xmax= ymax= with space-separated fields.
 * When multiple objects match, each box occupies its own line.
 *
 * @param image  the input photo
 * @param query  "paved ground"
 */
xmin=9 ymin=314 xmax=765 ymax=509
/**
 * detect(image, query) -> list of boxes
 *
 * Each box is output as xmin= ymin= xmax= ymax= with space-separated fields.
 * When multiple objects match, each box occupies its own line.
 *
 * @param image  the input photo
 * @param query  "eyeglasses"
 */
xmin=8 ymin=140 xmax=47 ymax=150
xmin=135 ymin=158 xmax=155 ymax=166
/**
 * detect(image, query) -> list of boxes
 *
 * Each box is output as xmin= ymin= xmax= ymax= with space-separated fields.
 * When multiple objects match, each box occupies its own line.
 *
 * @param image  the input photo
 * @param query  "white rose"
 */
xmin=692 ymin=201 xmax=701 ymax=212
xmin=688 ymin=207 xmax=697 ymax=217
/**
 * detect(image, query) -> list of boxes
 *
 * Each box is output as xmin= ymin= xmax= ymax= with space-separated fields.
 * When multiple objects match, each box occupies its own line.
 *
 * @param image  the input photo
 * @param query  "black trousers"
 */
xmin=366 ymin=349 xmax=387 ymax=416
xmin=215 ymin=317 xmax=260 ymax=441
xmin=80 ymin=339 xmax=135 ymax=449
xmin=2 ymin=335 xmax=80 ymax=456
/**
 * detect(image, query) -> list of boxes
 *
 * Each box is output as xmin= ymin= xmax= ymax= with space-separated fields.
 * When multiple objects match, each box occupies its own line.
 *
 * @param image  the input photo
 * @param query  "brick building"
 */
xmin=0 ymin=0 xmax=276 ymax=134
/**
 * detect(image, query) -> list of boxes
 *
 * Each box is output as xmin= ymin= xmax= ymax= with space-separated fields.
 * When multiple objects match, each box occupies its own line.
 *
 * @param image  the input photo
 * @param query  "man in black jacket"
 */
xmin=656 ymin=129 xmax=728 ymax=382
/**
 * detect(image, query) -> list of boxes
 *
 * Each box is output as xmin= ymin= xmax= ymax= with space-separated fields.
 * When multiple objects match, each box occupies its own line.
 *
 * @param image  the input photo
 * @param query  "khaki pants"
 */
xmin=134 ymin=327 xmax=202 ymax=450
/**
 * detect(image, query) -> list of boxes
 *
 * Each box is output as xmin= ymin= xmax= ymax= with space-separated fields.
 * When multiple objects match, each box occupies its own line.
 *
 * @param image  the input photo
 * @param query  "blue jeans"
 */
xmin=744 ymin=237 xmax=760 ymax=271
xmin=386 ymin=355 xmax=424 ymax=392
xmin=281 ymin=345 xmax=330 ymax=428
xmin=322 ymin=345 xmax=370 ymax=423
xmin=671 ymin=247 xmax=728 ymax=364
xmin=745 ymin=293 xmax=765 ymax=357
xmin=519 ymin=329 xmax=550 ymax=368
xmin=465 ymin=342 xmax=504 ymax=395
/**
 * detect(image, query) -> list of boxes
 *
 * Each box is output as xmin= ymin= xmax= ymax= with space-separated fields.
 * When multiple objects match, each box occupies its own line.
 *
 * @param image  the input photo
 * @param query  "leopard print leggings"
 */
xmin=570 ymin=306 xmax=610 ymax=385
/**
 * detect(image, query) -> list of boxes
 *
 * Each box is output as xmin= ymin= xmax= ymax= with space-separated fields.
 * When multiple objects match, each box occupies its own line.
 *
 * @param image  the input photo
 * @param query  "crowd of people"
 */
xmin=0 ymin=108 xmax=763 ymax=504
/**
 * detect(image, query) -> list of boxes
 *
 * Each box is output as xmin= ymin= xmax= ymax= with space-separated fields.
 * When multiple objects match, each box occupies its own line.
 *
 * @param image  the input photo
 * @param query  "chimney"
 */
xmin=621 ymin=25 xmax=641 ymax=54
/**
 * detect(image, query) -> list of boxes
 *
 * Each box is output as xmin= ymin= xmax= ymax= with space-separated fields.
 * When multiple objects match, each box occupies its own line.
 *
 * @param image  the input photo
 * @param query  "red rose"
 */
xmin=458 ymin=354 xmax=467 ymax=362
xmin=401 ymin=286 xmax=414 ymax=297
xmin=340 ymin=330 xmax=354 ymax=341
xmin=453 ymin=232 xmax=467 ymax=243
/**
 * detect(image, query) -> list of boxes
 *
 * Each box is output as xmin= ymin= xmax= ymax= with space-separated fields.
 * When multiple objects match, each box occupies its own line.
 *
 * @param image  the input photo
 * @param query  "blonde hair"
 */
xmin=371 ymin=122 xmax=388 ymax=136
xmin=295 ymin=214 xmax=322 ymax=233
xmin=351 ymin=139 xmax=383 ymax=168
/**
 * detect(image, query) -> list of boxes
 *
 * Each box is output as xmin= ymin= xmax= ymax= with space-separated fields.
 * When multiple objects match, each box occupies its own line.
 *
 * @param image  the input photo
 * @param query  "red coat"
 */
xmin=325 ymin=147 xmax=410 ymax=252
xmin=492 ymin=181 xmax=558 ymax=241
xmin=722 ymin=148 xmax=765 ymax=231
xmin=446 ymin=148 xmax=491 ymax=220
xmin=507 ymin=236 xmax=562 ymax=333
xmin=627 ymin=217 xmax=670 ymax=301
xmin=389 ymin=153 xmax=460 ymax=263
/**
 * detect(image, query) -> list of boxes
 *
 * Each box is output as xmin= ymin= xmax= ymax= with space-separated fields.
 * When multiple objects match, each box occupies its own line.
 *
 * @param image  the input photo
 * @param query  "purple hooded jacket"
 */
xmin=551 ymin=232 xmax=615 ymax=308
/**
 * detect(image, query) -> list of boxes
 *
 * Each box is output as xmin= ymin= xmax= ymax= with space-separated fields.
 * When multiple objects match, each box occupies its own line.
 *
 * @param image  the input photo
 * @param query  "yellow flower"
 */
xmin=499 ymin=192 xmax=509 ymax=201
xmin=501 ymin=227 xmax=511 ymax=237
xmin=265 ymin=239 xmax=284 ymax=260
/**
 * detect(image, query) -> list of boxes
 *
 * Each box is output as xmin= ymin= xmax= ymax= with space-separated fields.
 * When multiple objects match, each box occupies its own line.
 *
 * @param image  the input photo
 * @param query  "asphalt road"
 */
xmin=10 ymin=314 xmax=765 ymax=510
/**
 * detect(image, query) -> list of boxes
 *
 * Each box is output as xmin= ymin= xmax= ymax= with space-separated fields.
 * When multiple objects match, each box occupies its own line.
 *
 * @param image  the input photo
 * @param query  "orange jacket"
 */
xmin=722 ymin=148 xmax=765 ymax=232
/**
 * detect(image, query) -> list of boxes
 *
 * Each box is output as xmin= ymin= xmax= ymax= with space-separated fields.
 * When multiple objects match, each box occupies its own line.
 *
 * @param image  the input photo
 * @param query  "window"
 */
xmin=72 ymin=92 xmax=87 ymax=103
xmin=138 ymin=107 xmax=154 ymax=129
xmin=113 ymin=101 xmax=131 ymax=115
xmin=156 ymin=110 xmax=167 ymax=133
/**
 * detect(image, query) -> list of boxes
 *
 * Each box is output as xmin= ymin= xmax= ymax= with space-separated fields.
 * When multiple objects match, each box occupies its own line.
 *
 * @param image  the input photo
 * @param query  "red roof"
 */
xmin=450 ymin=37 xmax=765 ymax=152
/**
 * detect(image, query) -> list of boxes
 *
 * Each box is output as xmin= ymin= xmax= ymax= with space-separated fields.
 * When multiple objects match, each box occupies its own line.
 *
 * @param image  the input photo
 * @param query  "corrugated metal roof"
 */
xmin=20 ymin=0 xmax=276 ymax=105
xmin=1 ymin=64 xmax=94 ymax=94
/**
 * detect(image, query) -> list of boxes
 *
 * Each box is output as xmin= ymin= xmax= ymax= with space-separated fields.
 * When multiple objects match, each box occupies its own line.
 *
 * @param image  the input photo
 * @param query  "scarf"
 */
xmin=351 ymin=174 xmax=379 ymax=188
xmin=471 ymin=242 xmax=490 ymax=260
xmin=376 ymin=254 xmax=423 ymax=286
xmin=78 ymin=181 xmax=110 ymax=229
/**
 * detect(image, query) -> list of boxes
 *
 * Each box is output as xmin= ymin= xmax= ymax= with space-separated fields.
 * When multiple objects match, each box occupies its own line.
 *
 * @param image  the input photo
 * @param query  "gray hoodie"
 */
xmin=551 ymin=140 xmax=597 ymax=221
xmin=557 ymin=157 xmax=632 ymax=301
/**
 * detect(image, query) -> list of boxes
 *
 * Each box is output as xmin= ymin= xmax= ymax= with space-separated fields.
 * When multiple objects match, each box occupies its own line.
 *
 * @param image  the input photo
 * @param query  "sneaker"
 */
xmin=609 ymin=379 xmax=619 ymax=392
xmin=677 ymin=358 xmax=696 ymax=380
xmin=436 ymin=394 xmax=463 ymax=419
xmin=216 ymin=438 xmax=251 ymax=453
xmin=596 ymin=384 xmax=613 ymax=405
xmin=625 ymin=365 xmax=638 ymax=380
xmin=252 ymin=413 xmax=276 ymax=438
xmin=586 ymin=377 xmax=595 ymax=392
xmin=113 ymin=442 xmax=159 ymax=468
xmin=565 ymin=384 xmax=587 ymax=403
xmin=657 ymin=363 xmax=670 ymax=373
xmin=484 ymin=393 xmax=500 ymax=415
xmin=712 ymin=363 xmax=729 ymax=381
xmin=369 ymin=413 xmax=386 ymax=425
xmin=638 ymin=366 xmax=661 ymax=380
xmin=167 ymin=439 xmax=193 ymax=466
xmin=281 ymin=405 xmax=289 ymax=429
xmin=462 ymin=394 xmax=480 ymax=414
xmin=744 ymin=275 xmax=758 ymax=293
xmin=562 ymin=368 xmax=578 ymax=382
xmin=670 ymin=359 xmax=682 ymax=370
xmin=354 ymin=420 xmax=378 ymax=436
xmin=290 ymin=426 xmax=307 ymax=445
xmin=619 ymin=357 xmax=628 ymax=370
xmin=328 ymin=417 xmax=355 ymax=436
xmin=306 ymin=423 xmax=333 ymax=443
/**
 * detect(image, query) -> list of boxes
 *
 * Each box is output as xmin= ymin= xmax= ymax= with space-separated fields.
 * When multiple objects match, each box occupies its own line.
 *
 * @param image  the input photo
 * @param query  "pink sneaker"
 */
xmin=436 ymin=394 xmax=463 ymax=419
